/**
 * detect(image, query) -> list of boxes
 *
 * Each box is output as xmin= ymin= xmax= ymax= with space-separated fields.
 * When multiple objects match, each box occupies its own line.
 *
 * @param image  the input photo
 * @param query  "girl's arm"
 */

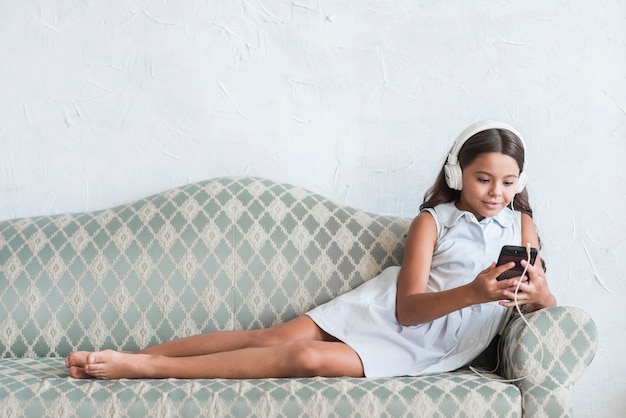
xmin=499 ymin=213 xmax=557 ymax=312
xmin=395 ymin=212 xmax=520 ymax=326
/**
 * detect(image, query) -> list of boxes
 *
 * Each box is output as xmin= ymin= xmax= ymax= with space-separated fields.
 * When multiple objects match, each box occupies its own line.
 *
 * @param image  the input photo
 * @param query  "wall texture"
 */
xmin=0 ymin=1 xmax=624 ymax=415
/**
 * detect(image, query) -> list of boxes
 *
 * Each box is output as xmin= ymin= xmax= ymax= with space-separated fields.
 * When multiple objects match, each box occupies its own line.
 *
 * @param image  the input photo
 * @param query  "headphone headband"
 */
xmin=444 ymin=120 xmax=528 ymax=192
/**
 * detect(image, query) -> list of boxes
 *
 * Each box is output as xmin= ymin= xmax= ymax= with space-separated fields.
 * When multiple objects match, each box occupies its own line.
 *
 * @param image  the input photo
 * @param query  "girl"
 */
xmin=65 ymin=120 xmax=556 ymax=380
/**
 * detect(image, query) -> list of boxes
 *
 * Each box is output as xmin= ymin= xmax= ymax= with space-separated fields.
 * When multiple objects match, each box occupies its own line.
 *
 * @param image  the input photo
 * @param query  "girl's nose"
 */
xmin=490 ymin=185 xmax=502 ymax=197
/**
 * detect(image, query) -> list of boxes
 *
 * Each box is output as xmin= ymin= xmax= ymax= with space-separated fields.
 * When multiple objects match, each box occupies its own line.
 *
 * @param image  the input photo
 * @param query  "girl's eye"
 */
xmin=478 ymin=178 xmax=489 ymax=183
xmin=504 ymin=181 xmax=515 ymax=187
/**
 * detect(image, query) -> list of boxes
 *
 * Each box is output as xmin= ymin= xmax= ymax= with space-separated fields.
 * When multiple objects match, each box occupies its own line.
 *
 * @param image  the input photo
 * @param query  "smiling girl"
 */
xmin=66 ymin=120 xmax=556 ymax=380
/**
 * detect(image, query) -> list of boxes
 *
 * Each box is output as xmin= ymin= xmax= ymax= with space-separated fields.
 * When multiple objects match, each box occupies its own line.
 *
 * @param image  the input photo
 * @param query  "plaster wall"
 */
xmin=0 ymin=1 xmax=624 ymax=416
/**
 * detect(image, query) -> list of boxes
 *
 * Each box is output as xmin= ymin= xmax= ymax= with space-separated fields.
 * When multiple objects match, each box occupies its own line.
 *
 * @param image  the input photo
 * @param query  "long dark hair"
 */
xmin=421 ymin=128 xmax=534 ymax=219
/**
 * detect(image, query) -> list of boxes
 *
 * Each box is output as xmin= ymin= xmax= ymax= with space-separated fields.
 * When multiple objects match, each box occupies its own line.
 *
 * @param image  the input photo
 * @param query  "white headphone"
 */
xmin=444 ymin=120 xmax=528 ymax=193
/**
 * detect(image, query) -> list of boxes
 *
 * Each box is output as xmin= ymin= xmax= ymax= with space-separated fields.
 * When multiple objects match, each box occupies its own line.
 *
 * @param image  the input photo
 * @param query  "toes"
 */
xmin=84 ymin=363 xmax=102 ymax=379
xmin=67 ymin=350 xmax=122 ymax=379
xmin=87 ymin=349 xmax=112 ymax=362
xmin=86 ymin=350 xmax=108 ymax=366
xmin=69 ymin=366 xmax=93 ymax=379
xmin=85 ymin=350 xmax=115 ymax=379
xmin=66 ymin=351 xmax=89 ymax=368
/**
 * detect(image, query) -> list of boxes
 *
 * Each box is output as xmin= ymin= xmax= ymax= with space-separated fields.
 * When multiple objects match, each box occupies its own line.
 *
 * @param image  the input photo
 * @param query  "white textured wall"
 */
xmin=1 ymin=1 xmax=624 ymax=415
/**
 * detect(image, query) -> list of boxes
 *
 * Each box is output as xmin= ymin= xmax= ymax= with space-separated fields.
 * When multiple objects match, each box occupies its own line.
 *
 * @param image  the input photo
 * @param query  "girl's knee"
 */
xmin=284 ymin=341 xmax=324 ymax=377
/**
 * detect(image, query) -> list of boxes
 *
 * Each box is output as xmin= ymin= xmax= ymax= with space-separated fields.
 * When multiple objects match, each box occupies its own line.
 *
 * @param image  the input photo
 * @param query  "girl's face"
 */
xmin=456 ymin=152 xmax=521 ymax=221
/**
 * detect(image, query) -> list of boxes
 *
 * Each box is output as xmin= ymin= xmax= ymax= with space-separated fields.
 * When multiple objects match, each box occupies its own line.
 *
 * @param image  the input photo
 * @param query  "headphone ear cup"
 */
xmin=444 ymin=163 xmax=463 ymax=190
xmin=516 ymin=172 xmax=528 ymax=194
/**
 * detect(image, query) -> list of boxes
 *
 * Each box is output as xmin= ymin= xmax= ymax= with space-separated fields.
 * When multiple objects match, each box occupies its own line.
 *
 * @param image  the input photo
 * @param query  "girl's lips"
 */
xmin=483 ymin=201 xmax=501 ymax=209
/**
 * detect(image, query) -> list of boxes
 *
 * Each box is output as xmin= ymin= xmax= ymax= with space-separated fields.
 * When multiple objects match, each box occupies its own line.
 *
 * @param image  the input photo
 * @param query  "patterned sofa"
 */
xmin=0 ymin=177 xmax=597 ymax=417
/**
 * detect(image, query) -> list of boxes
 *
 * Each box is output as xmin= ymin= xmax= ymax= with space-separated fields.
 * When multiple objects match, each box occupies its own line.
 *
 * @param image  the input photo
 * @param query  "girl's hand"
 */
xmin=499 ymin=259 xmax=556 ymax=310
xmin=470 ymin=262 xmax=522 ymax=304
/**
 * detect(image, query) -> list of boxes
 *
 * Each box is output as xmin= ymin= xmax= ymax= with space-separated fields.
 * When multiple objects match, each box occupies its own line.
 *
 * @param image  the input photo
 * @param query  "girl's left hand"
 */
xmin=499 ymin=259 xmax=555 ymax=310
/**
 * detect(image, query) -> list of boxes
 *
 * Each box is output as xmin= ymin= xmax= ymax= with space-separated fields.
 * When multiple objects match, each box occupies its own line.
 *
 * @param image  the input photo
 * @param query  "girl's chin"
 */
xmin=474 ymin=204 xmax=506 ymax=220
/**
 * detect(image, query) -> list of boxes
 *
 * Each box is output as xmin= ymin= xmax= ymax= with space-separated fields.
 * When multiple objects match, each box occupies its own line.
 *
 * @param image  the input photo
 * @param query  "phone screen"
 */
xmin=496 ymin=245 xmax=538 ymax=281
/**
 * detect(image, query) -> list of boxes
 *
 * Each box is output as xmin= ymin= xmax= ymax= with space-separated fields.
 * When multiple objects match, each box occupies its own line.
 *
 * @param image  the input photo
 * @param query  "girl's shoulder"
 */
xmin=520 ymin=212 xmax=539 ymax=244
xmin=421 ymin=202 xmax=464 ymax=229
xmin=520 ymin=212 xmax=534 ymax=226
xmin=405 ymin=210 xmax=438 ymax=253
xmin=417 ymin=202 xmax=458 ymax=241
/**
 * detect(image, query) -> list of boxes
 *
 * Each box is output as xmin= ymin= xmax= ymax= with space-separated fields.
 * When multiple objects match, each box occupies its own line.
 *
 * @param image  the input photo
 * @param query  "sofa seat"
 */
xmin=0 ymin=358 xmax=520 ymax=417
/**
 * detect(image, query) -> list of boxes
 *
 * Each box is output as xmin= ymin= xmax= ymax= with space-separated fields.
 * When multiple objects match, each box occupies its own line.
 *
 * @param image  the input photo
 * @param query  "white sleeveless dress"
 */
xmin=306 ymin=202 xmax=522 ymax=377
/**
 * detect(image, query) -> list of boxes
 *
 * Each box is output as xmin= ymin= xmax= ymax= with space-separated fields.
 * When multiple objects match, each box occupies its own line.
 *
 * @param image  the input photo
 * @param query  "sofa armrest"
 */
xmin=499 ymin=306 xmax=598 ymax=418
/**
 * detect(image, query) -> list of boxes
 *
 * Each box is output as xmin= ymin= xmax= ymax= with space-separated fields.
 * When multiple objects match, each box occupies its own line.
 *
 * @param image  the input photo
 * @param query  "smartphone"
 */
xmin=496 ymin=245 xmax=538 ymax=281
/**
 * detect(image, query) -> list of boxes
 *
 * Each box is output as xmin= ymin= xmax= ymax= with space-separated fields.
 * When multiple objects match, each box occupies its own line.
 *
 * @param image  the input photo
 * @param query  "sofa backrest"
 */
xmin=0 ymin=177 xmax=410 ymax=358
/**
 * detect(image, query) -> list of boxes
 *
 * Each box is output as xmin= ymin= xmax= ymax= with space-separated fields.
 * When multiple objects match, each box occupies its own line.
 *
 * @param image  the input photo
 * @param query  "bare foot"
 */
xmin=84 ymin=350 xmax=155 ymax=379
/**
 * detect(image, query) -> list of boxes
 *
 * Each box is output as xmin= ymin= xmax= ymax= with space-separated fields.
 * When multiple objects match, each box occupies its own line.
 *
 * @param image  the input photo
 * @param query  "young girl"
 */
xmin=65 ymin=120 xmax=556 ymax=380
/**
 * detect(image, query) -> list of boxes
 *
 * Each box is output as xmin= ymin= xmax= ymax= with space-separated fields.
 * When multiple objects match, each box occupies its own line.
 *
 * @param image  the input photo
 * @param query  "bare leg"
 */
xmin=138 ymin=315 xmax=327 ymax=357
xmin=83 ymin=339 xmax=364 ymax=379
xmin=66 ymin=315 xmax=335 ymax=378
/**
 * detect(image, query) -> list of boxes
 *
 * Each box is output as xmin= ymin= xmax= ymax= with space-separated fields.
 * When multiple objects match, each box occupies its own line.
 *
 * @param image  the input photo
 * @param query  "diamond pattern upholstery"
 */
xmin=500 ymin=306 xmax=599 ymax=417
xmin=0 ymin=176 xmax=597 ymax=417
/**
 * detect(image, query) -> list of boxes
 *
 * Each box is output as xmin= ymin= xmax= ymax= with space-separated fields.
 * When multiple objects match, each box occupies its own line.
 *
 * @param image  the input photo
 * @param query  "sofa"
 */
xmin=0 ymin=176 xmax=598 ymax=417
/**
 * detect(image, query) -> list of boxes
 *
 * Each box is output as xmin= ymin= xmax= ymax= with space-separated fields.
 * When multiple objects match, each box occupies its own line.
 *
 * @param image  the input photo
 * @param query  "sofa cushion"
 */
xmin=0 ymin=358 xmax=521 ymax=417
